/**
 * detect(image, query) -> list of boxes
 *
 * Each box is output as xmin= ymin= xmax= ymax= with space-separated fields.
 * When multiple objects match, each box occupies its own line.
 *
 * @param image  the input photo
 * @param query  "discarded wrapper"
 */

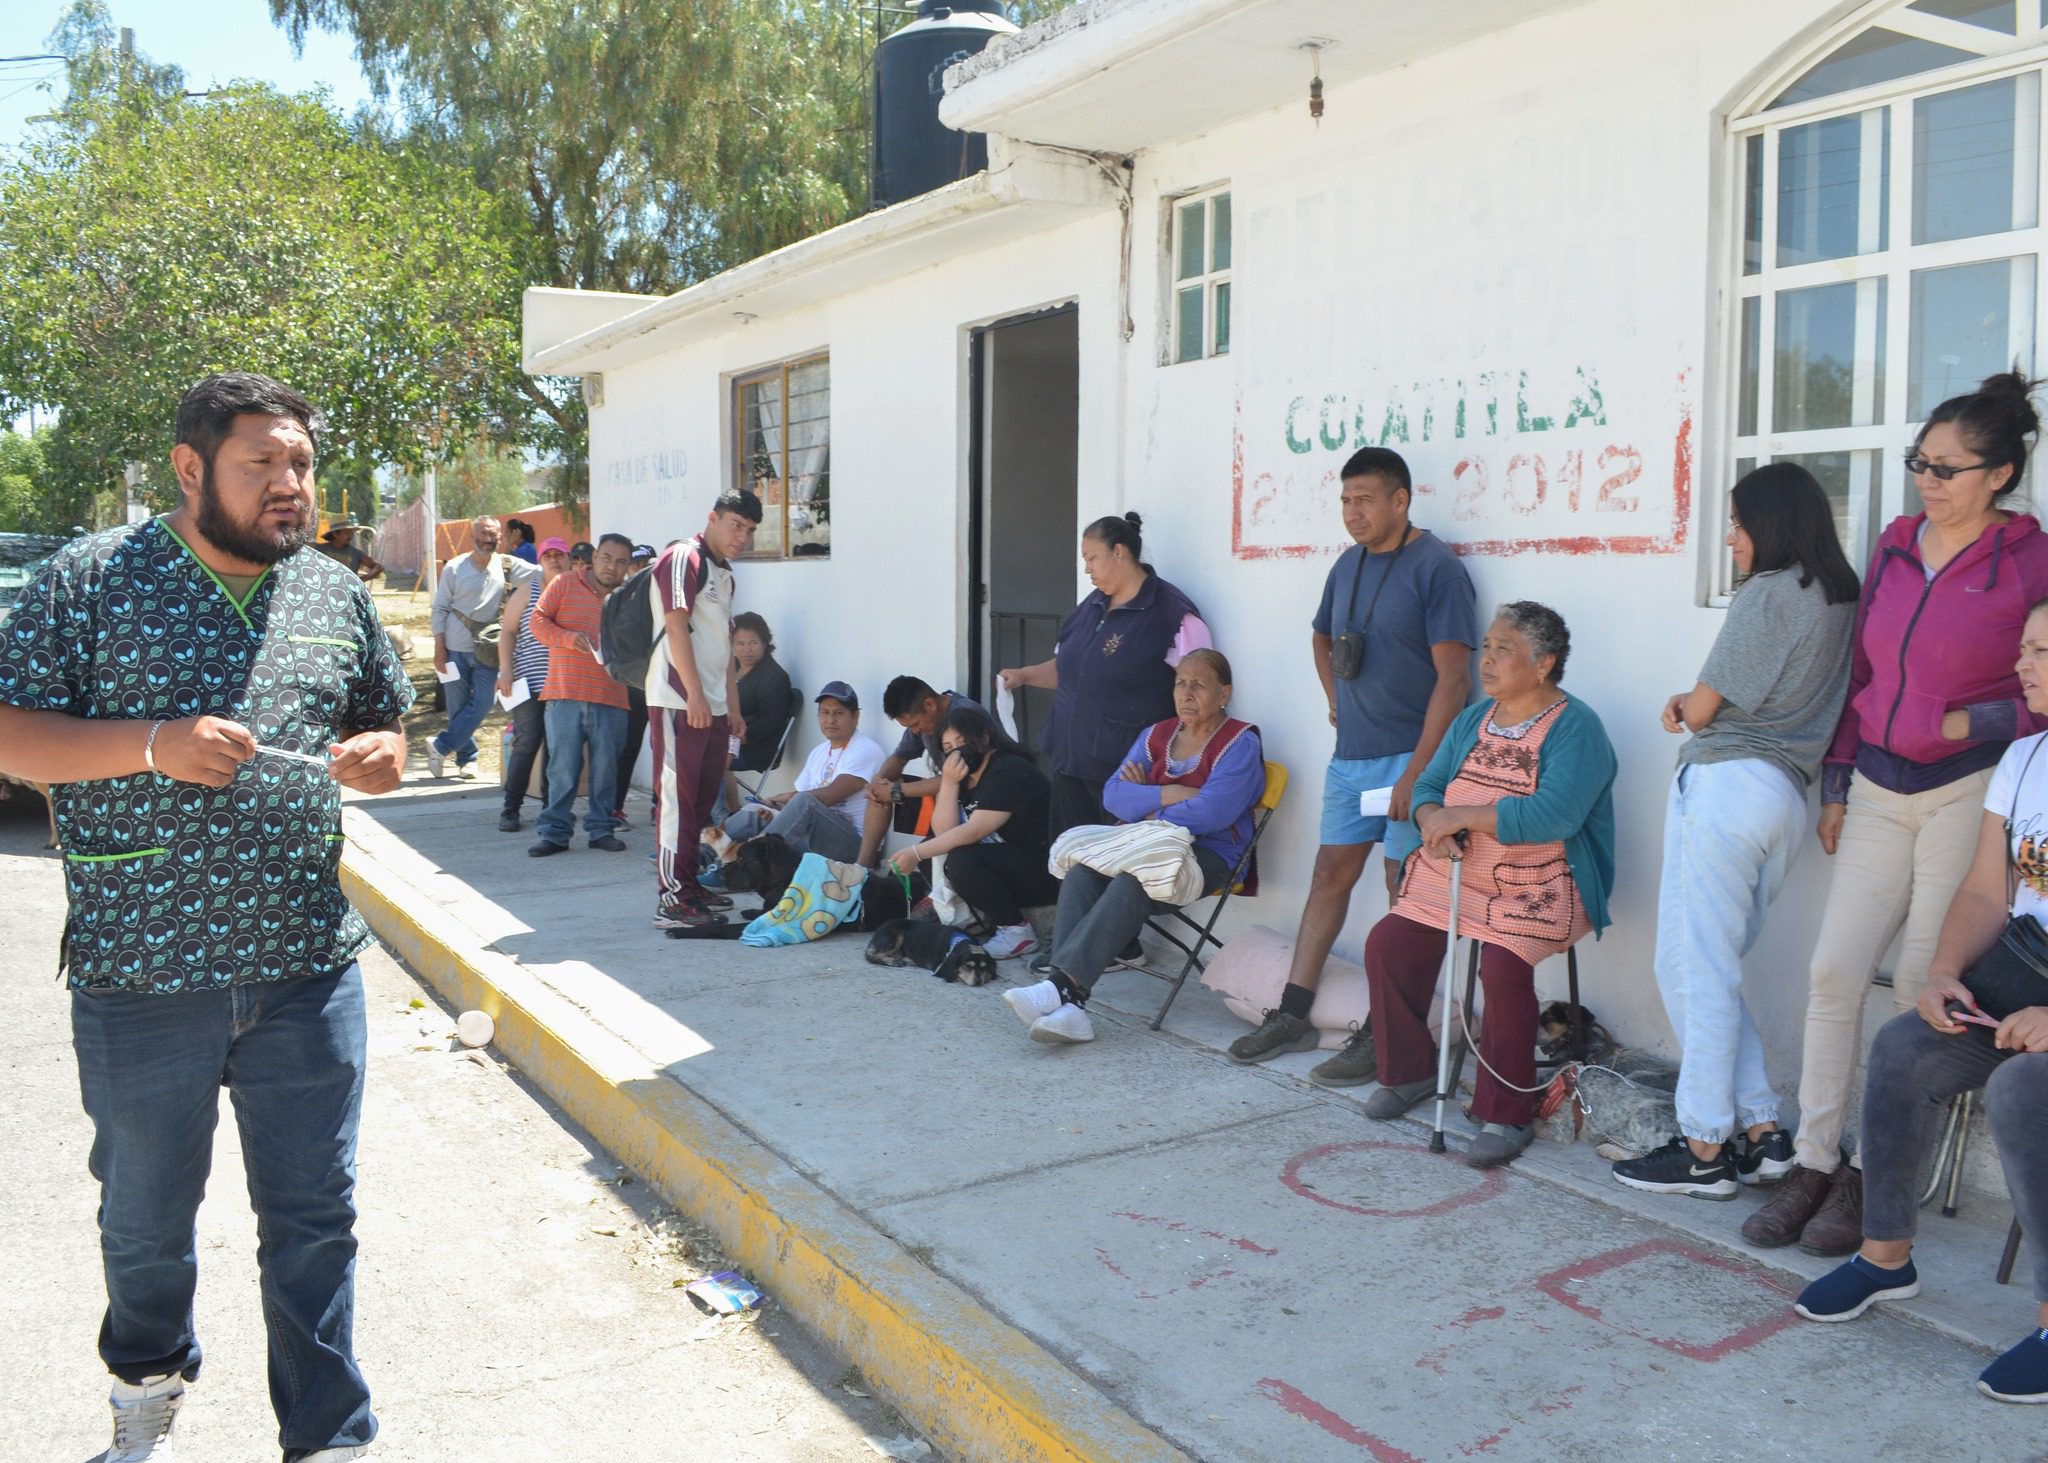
xmin=1357 ymin=785 xmax=1395 ymax=818
xmin=683 ymin=1270 xmax=763 ymax=1315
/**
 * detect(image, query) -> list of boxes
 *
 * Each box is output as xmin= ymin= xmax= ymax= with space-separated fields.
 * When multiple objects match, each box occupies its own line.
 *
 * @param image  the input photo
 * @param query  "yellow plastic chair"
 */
xmin=1144 ymin=760 xmax=1288 ymax=1030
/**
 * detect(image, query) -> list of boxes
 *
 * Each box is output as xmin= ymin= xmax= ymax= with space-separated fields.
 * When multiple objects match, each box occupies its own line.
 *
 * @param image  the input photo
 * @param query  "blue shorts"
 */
xmin=1320 ymin=754 xmax=1420 ymax=860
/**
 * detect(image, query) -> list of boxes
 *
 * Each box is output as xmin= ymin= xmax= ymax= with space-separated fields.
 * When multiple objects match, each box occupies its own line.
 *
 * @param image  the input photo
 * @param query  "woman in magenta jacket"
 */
xmin=1745 ymin=372 xmax=2048 ymax=1256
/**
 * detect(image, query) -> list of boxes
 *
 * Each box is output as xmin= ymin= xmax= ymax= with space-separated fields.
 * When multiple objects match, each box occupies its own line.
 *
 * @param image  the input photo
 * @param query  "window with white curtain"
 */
xmin=733 ymin=354 xmax=830 ymax=559
xmin=1719 ymin=0 xmax=2047 ymax=595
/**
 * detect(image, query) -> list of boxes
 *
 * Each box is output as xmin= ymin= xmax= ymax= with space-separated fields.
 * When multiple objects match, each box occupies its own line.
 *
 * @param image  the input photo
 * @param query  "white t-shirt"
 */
xmin=1985 ymin=730 xmax=2048 ymax=921
xmin=795 ymin=734 xmax=886 ymax=829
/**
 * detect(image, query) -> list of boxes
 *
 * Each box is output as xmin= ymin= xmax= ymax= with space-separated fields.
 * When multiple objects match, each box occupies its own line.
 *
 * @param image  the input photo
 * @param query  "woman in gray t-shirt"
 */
xmin=1612 ymin=464 xmax=1859 ymax=1201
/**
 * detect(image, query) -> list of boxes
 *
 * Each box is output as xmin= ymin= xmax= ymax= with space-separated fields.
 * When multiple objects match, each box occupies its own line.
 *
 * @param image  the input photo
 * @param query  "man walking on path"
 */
xmin=428 ymin=515 xmax=535 ymax=779
xmin=0 ymin=373 xmax=412 ymax=1462
xmin=649 ymin=491 xmax=760 ymax=931
xmin=529 ymin=533 xmax=635 ymax=856
xmin=1227 ymin=447 xmax=1478 ymax=1076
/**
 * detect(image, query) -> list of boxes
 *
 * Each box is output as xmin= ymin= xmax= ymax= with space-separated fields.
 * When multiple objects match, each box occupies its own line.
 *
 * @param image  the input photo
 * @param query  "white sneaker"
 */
xmin=982 ymin=924 xmax=1037 ymax=961
xmin=300 ymin=1448 xmax=372 ymax=1461
xmin=106 ymin=1372 xmax=185 ymax=1462
xmin=425 ymin=744 xmax=446 ymax=778
xmin=1003 ymin=979 xmax=1062 ymax=1027
xmin=1031 ymin=1003 xmax=1095 ymax=1044
xmin=454 ymin=762 xmax=479 ymax=782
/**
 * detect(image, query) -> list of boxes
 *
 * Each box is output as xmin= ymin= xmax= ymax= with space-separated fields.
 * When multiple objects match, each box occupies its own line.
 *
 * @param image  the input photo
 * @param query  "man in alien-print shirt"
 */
xmin=0 ymin=374 xmax=411 ymax=1463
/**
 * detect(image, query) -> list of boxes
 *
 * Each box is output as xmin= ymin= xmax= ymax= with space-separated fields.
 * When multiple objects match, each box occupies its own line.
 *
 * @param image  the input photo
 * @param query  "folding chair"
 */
xmin=733 ymin=688 xmax=799 ymax=802
xmin=1144 ymin=761 xmax=1289 ymax=1030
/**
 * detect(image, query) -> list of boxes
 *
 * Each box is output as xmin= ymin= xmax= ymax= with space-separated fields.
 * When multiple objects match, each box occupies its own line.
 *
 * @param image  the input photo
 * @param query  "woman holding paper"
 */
xmin=1360 ymin=602 xmax=1616 ymax=1168
xmin=996 ymin=512 xmax=1211 ymax=838
xmin=1002 ymin=650 xmax=1263 ymax=1044
xmin=495 ymin=536 xmax=569 ymax=832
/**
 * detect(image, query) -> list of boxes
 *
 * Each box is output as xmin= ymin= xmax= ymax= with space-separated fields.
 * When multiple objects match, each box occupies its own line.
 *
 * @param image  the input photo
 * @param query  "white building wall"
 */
xmin=586 ymin=0 xmax=1921 ymax=1093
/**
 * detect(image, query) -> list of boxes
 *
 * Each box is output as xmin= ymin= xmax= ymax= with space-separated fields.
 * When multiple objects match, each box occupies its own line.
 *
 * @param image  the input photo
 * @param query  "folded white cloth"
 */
xmin=1049 ymin=820 xmax=1204 ymax=906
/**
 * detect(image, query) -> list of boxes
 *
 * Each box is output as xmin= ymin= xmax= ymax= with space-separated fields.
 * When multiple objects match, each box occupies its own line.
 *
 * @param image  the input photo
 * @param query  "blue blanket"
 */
xmin=740 ymin=852 xmax=867 ymax=946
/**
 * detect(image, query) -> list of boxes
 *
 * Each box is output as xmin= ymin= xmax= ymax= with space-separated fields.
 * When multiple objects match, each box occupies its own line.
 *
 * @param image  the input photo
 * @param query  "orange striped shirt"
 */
xmin=531 ymin=570 xmax=630 ymax=708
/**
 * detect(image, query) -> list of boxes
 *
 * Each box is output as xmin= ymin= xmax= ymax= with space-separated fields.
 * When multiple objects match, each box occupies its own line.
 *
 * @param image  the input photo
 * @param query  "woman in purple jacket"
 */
xmin=1002 ymin=649 xmax=1262 ymax=1045
xmin=1746 ymin=372 xmax=2048 ymax=1255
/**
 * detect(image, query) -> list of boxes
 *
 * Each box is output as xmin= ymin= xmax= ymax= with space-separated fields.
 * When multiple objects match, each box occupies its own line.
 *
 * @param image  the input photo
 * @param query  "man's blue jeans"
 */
xmin=71 ymin=963 xmax=375 ymax=1457
xmin=538 ymin=699 xmax=627 ymax=846
xmin=432 ymin=650 xmax=496 ymax=765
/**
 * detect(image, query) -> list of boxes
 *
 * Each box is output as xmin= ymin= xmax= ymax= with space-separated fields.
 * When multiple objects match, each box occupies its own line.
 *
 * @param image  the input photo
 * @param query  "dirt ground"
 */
xmin=375 ymin=587 xmax=510 ymax=785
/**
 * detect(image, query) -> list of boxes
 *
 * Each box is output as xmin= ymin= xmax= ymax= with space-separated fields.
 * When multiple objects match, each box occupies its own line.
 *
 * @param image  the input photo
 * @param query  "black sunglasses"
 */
xmin=1903 ymin=452 xmax=2000 ymax=481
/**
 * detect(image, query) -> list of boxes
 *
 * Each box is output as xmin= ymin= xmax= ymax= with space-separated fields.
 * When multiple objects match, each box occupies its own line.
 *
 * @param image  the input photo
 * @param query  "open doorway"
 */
xmin=966 ymin=305 xmax=1078 ymax=753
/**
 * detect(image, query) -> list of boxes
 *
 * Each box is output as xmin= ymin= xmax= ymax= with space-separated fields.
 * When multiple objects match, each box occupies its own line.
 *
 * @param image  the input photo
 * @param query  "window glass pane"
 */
xmin=1175 ymin=286 xmax=1204 ymax=364
xmin=1914 ymin=74 xmax=2038 ymax=244
xmin=785 ymin=360 xmax=830 ymax=557
xmin=1739 ymin=295 xmax=1761 ymax=437
xmin=1907 ymin=0 xmax=2017 ymax=33
xmin=739 ymin=373 xmax=785 ymax=558
xmin=1743 ymin=133 xmax=1763 ymax=276
xmin=1774 ymin=278 xmax=1887 ymax=430
xmin=1177 ymin=201 xmax=1205 ymax=281
xmin=1778 ymin=109 xmax=1889 ymax=265
xmin=1211 ymin=193 xmax=1231 ymax=272
xmin=1778 ymin=449 xmax=1878 ymax=562
xmin=1772 ymin=28 xmax=1980 ymax=108
xmin=1909 ymin=256 xmax=2038 ymax=418
xmin=1214 ymin=280 xmax=1231 ymax=355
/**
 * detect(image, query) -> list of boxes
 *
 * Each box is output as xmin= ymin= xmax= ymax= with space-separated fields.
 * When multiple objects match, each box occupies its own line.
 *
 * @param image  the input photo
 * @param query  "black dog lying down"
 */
xmin=864 ymin=919 xmax=996 ymax=986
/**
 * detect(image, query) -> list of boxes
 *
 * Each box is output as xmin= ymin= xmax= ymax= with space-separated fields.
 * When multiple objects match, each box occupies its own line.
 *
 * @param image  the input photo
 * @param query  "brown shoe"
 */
xmin=1740 ymin=1163 xmax=1833 ymax=1247
xmin=1798 ymin=1164 xmax=1864 ymax=1256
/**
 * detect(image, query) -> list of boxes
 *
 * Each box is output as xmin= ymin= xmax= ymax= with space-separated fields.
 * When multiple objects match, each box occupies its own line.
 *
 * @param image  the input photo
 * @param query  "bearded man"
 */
xmin=0 ymin=372 xmax=412 ymax=1462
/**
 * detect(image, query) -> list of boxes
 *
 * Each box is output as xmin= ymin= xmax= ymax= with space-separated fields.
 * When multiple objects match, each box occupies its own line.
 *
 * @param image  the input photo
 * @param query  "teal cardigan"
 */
xmin=1411 ymin=694 xmax=1618 ymax=935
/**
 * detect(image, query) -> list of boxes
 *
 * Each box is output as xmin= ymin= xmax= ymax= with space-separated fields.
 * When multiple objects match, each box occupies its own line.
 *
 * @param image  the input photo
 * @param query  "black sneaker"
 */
xmin=528 ymin=839 xmax=570 ymax=858
xmin=1309 ymin=1025 xmax=1377 ymax=1087
xmin=1733 ymin=1129 xmax=1794 ymax=1186
xmin=588 ymin=835 xmax=627 ymax=851
xmin=1226 ymin=1009 xmax=1318 ymax=1065
xmin=1611 ymin=1136 xmax=1738 ymax=1200
xmin=498 ymin=812 xmax=522 ymax=832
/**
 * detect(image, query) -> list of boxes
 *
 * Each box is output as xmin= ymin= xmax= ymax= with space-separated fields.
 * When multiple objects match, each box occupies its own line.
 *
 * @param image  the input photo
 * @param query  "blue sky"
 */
xmin=1 ymin=0 xmax=376 ymax=157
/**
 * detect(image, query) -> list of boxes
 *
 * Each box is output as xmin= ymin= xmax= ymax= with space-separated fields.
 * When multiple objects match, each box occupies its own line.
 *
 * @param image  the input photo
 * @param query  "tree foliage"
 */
xmin=0 ymin=8 xmax=537 ymax=514
xmin=0 ymin=427 xmax=83 ymax=535
xmin=393 ymin=441 xmax=532 ymax=521
xmin=271 ymin=0 xmax=1072 ymax=296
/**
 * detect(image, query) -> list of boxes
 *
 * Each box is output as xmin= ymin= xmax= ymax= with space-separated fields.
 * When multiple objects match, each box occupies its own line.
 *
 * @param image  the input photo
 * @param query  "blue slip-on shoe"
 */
xmin=1793 ymin=1254 xmax=1920 ymax=1322
xmin=1978 ymin=1328 xmax=2048 ymax=1403
xmin=699 ymin=862 xmax=726 ymax=890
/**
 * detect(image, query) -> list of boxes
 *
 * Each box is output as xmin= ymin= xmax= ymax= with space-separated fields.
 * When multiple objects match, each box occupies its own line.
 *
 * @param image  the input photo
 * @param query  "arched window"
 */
xmin=1721 ymin=0 xmax=2047 ymax=591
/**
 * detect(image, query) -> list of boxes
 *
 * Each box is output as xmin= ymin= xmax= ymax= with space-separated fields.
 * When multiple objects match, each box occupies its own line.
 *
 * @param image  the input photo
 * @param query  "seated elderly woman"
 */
xmin=1791 ymin=602 xmax=2048 ymax=1406
xmin=1361 ymin=601 xmax=1616 ymax=1169
xmin=717 ymin=681 xmax=885 ymax=866
xmin=1002 ymin=649 xmax=1263 ymax=1044
xmin=887 ymin=705 xmax=1054 ymax=960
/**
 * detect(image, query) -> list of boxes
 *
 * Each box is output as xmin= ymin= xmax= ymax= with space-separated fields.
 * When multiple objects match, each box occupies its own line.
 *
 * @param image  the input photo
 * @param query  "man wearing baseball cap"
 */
xmin=718 ymin=681 xmax=884 ymax=864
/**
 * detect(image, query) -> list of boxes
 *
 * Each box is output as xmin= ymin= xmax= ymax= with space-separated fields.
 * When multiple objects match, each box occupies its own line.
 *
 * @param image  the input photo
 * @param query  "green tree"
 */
xmin=0 ymin=427 xmax=82 ymax=534
xmin=0 ymin=14 xmax=538 ymax=516
xmin=318 ymin=455 xmax=381 ymax=525
xmin=393 ymin=441 xmax=531 ymax=520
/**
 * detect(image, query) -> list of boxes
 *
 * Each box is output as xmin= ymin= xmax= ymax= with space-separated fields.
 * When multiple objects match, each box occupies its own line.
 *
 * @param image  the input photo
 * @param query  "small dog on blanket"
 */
xmin=720 ymin=832 xmax=803 ymax=903
xmin=0 ymin=775 xmax=57 ymax=849
xmin=863 ymin=919 xmax=996 ymax=985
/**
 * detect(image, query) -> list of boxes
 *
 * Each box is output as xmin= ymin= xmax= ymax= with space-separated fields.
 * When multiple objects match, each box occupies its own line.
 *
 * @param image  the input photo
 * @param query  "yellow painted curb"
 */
xmin=342 ymin=847 xmax=1189 ymax=1463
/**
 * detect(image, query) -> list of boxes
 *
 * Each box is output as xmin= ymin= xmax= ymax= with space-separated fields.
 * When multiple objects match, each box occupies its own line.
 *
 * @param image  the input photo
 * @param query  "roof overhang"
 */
xmin=523 ymin=141 xmax=1119 ymax=376
xmin=941 ymin=0 xmax=1594 ymax=154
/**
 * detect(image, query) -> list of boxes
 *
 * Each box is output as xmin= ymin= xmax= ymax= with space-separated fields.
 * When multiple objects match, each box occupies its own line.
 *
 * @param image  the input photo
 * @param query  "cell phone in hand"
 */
xmin=1945 ymin=1001 xmax=2000 ymax=1029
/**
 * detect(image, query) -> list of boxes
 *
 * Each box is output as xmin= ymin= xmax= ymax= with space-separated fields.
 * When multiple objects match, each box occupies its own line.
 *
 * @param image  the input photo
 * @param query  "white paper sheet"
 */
xmin=1357 ymin=785 xmax=1396 ymax=818
xmin=496 ymin=679 xmax=532 ymax=711
xmin=995 ymin=682 xmax=1020 ymax=742
xmin=435 ymin=663 xmax=462 ymax=685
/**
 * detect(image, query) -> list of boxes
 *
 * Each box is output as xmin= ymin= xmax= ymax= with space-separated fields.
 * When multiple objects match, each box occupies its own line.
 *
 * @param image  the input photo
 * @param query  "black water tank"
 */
xmin=872 ymin=1 xmax=1019 ymax=209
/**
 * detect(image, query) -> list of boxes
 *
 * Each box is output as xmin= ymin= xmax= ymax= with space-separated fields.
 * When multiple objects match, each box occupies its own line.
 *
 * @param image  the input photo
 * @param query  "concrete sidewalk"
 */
xmin=343 ymin=778 xmax=2043 ymax=1463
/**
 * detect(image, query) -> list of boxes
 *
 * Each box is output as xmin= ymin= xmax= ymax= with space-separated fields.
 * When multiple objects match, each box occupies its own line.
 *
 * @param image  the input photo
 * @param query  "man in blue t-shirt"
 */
xmin=1229 ymin=447 xmax=1478 ymax=1072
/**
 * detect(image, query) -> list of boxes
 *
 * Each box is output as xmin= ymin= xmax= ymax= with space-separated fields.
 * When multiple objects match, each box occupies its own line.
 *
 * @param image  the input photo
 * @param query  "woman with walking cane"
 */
xmin=1360 ymin=602 xmax=1617 ymax=1168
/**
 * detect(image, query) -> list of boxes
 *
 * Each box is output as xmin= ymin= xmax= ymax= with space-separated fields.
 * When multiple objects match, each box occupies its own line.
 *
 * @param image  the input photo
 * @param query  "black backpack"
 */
xmin=600 ymin=567 xmax=662 ymax=687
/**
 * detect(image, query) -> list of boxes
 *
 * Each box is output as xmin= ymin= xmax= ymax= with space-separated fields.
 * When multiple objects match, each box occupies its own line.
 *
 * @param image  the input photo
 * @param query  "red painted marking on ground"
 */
xmin=1184 ymin=1268 xmax=1238 ymax=1291
xmin=1281 ymin=1140 xmax=1509 ymax=1219
xmin=1458 ymin=1428 xmax=1512 ymax=1456
xmin=1533 ymin=1238 xmax=1796 ymax=1362
xmin=1111 ymin=1209 xmax=1278 ymax=1256
xmin=1445 ymin=1304 xmax=1505 ymax=1329
xmin=1532 ymin=1383 xmax=1584 ymax=1417
xmin=1092 ymin=1247 xmax=1129 ymax=1281
xmin=1413 ymin=1344 xmax=1451 ymax=1376
xmin=1256 ymin=1379 xmax=1426 ymax=1463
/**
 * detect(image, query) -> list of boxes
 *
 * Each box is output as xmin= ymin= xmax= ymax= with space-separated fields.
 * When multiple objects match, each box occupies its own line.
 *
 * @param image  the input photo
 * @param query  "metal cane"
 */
xmin=1428 ymin=851 xmax=1464 ymax=1155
